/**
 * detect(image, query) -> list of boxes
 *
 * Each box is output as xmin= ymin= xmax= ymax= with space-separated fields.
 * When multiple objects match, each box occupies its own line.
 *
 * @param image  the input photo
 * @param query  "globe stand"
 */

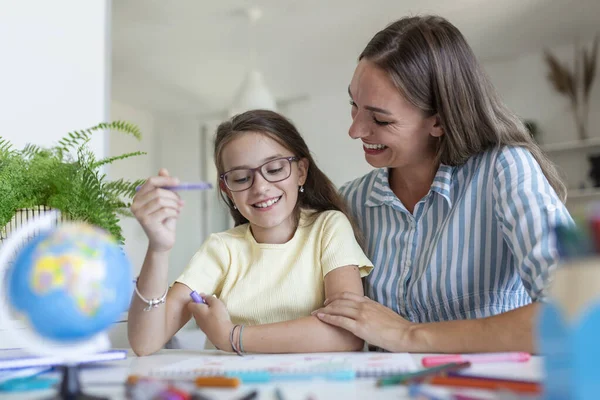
xmin=49 ymin=364 xmax=107 ymax=400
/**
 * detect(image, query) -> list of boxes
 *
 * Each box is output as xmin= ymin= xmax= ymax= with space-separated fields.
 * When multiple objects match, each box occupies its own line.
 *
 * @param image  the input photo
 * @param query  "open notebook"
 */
xmin=151 ymin=352 xmax=417 ymax=379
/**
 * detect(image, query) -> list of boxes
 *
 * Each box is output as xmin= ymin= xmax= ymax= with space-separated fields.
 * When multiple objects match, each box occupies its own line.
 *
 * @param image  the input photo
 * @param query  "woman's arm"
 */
xmin=189 ymin=265 xmax=365 ymax=353
xmin=315 ymin=292 xmax=537 ymax=353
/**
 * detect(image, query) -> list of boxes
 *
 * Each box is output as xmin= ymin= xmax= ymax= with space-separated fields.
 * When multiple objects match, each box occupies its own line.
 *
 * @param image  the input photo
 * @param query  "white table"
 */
xmin=1 ymin=350 xmax=543 ymax=400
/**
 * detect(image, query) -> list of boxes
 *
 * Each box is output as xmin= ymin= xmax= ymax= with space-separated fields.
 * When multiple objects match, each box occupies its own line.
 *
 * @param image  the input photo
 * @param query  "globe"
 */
xmin=7 ymin=222 xmax=132 ymax=343
xmin=0 ymin=212 xmax=133 ymax=399
xmin=0 ymin=214 xmax=133 ymax=360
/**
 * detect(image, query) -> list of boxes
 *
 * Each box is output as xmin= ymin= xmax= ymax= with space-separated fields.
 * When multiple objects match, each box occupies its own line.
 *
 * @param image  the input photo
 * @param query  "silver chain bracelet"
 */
xmin=134 ymin=278 xmax=168 ymax=311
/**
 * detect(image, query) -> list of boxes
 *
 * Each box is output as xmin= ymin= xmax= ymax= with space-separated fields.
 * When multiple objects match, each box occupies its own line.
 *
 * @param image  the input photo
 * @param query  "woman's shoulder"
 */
xmin=466 ymin=145 xmax=538 ymax=174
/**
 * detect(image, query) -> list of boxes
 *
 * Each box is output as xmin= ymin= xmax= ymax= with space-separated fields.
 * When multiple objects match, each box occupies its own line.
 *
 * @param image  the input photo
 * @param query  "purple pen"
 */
xmin=190 ymin=291 xmax=206 ymax=304
xmin=135 ymin=182 xmax=213 ymax=192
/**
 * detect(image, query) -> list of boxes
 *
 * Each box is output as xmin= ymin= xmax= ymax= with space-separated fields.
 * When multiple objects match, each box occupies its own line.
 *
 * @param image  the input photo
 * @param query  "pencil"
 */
xmin=194 ymin=376 xmax=241 ymax=388
xmin=425 ymin=375 xmax=541 ymax=394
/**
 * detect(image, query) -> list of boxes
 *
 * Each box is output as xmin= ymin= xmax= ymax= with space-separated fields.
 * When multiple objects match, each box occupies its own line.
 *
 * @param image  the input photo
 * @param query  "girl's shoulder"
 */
xmin=300 ymin=209 xmax=352 ymax=232
xmin=209 ymin=223 xmax=250 ymax=247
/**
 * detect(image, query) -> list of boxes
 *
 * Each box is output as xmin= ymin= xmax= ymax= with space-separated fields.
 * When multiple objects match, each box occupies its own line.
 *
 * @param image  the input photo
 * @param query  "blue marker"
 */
xmin=190 ymin=291 xmax=206 ymax=304
xmin=135 ymin=182 xmax=213 ymax=192
xmin=226 ymin=370 xmax=355 ymax=383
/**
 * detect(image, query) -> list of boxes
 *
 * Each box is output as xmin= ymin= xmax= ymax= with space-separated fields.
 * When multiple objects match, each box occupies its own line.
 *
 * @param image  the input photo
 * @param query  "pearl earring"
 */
xmin=299 ymin=186 xmax=304 ymax=193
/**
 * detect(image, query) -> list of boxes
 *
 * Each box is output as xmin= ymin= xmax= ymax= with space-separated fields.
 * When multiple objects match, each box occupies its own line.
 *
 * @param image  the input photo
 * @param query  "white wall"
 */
xmin=0 ymin=0 xmax=111 ymax=348
xmin=283 ymin=74 xmax=373 ymax=188
xmin=484 ymin=39 xmax=600 ymax=193
xmin=0 ymin=0 xmax=111 ymax=158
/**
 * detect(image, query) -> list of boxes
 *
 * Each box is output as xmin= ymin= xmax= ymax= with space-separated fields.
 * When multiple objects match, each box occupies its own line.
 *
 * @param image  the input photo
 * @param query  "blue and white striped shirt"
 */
xmin=340 ymin=146 xmax=572 ymax=322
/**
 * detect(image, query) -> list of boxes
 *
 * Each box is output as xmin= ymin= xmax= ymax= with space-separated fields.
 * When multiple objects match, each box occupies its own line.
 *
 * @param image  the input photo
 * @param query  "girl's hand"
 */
xmin=188 ymin=294 xmax=234 ymax=351
xmin=313 ymin=292 xmax=415 ymax=352
xmin=131 ymin=168 xmax=184 ymax=253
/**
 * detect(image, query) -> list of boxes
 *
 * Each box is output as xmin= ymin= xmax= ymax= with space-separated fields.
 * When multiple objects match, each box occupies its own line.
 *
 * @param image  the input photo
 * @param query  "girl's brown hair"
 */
xmin=214 ymin=109 xmax=364 ymax=246
xmin=360 ymin=15 xmax=567 ymax=201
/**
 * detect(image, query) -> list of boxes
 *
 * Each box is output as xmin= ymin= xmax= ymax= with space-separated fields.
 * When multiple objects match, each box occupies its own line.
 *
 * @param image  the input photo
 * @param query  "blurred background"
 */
xmin=1 ymin=0 xmax=599 ymax=348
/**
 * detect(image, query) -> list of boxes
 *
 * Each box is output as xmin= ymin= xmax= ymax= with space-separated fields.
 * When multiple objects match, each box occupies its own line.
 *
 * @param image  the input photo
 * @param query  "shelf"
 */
xmin=567 ymin=188 xmax=600 ymax=201
xmin=541 ymin=137 xmax=600 ymax=154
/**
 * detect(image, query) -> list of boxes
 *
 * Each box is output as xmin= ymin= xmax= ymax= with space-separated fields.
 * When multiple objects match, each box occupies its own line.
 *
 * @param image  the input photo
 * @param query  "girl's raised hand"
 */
xmin=131 ymin=168 xmax=184 ymax=253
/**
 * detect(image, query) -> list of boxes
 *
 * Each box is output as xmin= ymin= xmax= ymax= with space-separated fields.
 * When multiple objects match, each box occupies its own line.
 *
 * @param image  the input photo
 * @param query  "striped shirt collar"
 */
xmin=365 ymin=164 xmax=455 ymax=209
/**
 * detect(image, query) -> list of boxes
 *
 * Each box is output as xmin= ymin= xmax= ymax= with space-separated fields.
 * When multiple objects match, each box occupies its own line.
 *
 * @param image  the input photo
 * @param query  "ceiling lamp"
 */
xmin=228 ymin=6 xmax=276 ymax=117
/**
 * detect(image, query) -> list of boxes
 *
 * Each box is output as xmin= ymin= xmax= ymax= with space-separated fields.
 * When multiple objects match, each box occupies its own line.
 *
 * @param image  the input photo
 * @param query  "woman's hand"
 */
xmin=188 ymin=295 xmax=234 ymax=352
xmin=131 ymin=168 xmax=183 ymax=253
xmin=313 ymin=292 xmax=415 ymax=352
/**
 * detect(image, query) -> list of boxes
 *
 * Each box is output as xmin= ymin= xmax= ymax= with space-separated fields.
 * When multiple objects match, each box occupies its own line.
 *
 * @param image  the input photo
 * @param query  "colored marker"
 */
xmin=194 ymin=376 xmax=240 ymax=388
xmin=424 ymin=375 xmax=541 ymax=394
xmin=377 ymin=361 xmax=471 ymax=386
xmin=421 ymin=352 xmax=530 ymax=368
xmin=135 ymin=182 xmax=213 ymax=192
xmin=190 ymin=291 xmax=206 ymax=304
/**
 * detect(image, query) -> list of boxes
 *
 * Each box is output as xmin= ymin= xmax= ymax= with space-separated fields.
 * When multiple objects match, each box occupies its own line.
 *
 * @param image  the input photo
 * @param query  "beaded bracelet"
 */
xmin=133 ymin=278 xmax=168 ymax=312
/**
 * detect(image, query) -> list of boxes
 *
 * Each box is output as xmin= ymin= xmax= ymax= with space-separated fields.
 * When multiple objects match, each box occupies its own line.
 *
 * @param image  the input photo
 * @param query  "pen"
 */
xmin=421 ymin=352 xmax=530 ymax=368
xmin=135 ymin=182 xmax=213 ymax=192
xmin=377 ymin=361 xmax=471 ymax=386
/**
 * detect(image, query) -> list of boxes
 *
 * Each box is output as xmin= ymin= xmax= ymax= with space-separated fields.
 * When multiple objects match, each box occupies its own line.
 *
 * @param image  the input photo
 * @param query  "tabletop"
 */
xmin=1 ymin=349 xmax=543 ymax=400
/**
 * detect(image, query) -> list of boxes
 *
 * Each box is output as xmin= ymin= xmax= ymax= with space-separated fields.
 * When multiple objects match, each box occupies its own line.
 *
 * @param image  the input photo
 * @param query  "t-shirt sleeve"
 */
xmin=320 ymin=211 xmax=374 ymax=278
xmin=175 ymin=233 xmax=230 ymax=297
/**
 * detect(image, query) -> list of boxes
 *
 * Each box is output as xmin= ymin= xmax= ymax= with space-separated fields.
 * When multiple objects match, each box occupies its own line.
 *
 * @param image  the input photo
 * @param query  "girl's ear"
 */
xmin=219 ymin=181 xmax=233 ymax=202
xmin=297 ymin=158 xmax=309 ymax=186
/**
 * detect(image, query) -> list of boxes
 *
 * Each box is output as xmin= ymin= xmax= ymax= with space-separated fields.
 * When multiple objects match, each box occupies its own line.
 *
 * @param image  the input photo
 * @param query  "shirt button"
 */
xmin=406 ymin=260 xmax=412 ymax=267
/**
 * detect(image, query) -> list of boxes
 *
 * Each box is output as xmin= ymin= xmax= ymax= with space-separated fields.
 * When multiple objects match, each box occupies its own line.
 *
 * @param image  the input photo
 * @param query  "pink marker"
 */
xmin=421 ymin=352 xmax=530 ymax=368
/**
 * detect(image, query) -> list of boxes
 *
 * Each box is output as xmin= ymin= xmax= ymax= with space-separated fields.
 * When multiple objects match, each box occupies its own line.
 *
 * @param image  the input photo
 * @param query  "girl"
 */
xmin=128 ymin=110 xmax=373 ymax=356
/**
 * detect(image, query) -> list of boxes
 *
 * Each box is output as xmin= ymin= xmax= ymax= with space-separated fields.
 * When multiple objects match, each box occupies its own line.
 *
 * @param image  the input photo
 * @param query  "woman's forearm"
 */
xmin=404 ymin=303 xmax=538 ymax=354
xmin=241 ymin=316 xmax=364 ymax=353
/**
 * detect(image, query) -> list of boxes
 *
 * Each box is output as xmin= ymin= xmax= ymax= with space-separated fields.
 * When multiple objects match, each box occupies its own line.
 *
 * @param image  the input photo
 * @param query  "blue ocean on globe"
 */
xmin=7 ymin=223 xmax=133 ymax=342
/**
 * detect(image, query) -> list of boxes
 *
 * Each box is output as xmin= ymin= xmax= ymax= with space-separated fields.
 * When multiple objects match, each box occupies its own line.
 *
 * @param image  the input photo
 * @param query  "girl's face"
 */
xmin=348 ymin=60 xmax=443 ymax=169
xmin=220 ymin=132 xmax=308 ymax=242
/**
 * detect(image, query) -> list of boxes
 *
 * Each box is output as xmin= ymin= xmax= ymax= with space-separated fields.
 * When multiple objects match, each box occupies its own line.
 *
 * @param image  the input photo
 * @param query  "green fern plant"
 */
xmin=0 ymin=121 xmax=147 ymax=243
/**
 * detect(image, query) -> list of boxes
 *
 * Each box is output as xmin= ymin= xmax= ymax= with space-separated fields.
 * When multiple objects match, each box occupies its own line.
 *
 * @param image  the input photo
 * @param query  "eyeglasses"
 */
xmin=220 ymin=156 xmax=299 ymax=192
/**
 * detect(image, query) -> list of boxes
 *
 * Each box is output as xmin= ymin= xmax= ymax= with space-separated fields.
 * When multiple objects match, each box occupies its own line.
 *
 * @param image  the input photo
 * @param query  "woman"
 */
xmin=313 ymin=15 xmax=572 ymax=353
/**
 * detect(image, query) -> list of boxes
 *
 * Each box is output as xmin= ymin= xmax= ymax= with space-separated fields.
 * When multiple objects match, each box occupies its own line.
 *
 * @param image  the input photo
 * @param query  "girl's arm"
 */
xmin=128 ymin=255 xmax=193 ymax=356
xmin=128 ymin=169 xmax=193 ymax=356
xmin=189 ymin=265 xmax=365 ymax=353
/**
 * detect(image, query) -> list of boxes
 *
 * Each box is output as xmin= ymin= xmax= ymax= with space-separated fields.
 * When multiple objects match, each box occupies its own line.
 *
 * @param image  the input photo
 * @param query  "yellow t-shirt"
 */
xmin=176 ymin=209 xmax=373 ymax=326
